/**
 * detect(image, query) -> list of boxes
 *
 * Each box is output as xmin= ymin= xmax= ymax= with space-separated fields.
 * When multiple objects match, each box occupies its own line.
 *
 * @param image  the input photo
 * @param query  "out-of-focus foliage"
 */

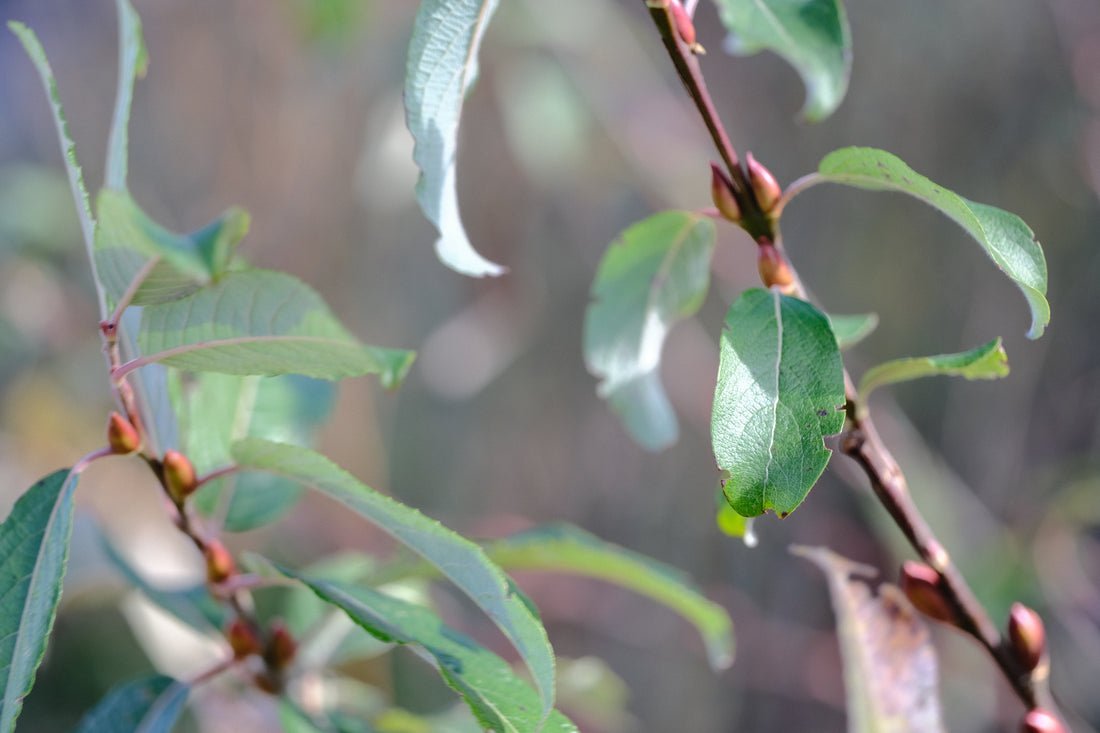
xmin=0 ymin=0 xmax=1097 ymax=731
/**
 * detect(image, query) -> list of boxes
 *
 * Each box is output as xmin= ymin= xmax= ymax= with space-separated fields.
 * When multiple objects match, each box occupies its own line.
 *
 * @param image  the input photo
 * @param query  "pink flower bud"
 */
xmin=899 ymin=561 xmax=959 ymax=626
xmin=1007 ymin=602 xmax=1046 ymax=673
xmin=162 ymin=450 xmax=197 ymax=503
xmin=204 ymin=540 xmax=237 ymax=584
xmin=757 ymin=243 xmax=794 ymax=289
xmin=746 ymin=152 xmax=782 ymax=213
xmin=711 ymin=163 xmax=741 ymax=223
xmin=107 ymin=412 xmax=140 ymax=455
xmin=1020 ymin=709 xmax=1065 ymax=733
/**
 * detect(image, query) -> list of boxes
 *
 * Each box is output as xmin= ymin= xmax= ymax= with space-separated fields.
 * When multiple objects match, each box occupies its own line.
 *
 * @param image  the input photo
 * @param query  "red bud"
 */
xmin=757 ymin=243 xmax=794 ymax=290
xmin=669 ymin=1 xmax=704 ymax=54
xmin=1020 ymin=710 xmax=1065 ymax=733
xmin=746 ymin=152 xmax=782 ymax=213
xmin=204 ymin=540 xmax=237 ymax=584
xmin=107 ymin=412 xmax=140 ymax=455
xmin=711 ymin=163 xmax=742 ymax=223
xmin=265 ymin=621 xmax=297 ymax=670
xmin=226 ymin=618 xmax=262 ymax=659
xmin=162 ymin=450 xmax=197 ymax=503
xmin=899 ymin=561 xmax=959 ymax=626
xmin=1007 ymin=602 xmax=1046 ymax=673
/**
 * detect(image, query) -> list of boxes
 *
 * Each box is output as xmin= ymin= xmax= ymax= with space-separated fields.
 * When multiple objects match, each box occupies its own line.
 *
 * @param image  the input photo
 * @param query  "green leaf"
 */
xmin=484 ymin=523 xmax=733 ymax=671
xmin=0 ymin=469 xmax=79 ymax=733
xmin=712 ymin=0 xmax=851 ymax=121
xmin=276 ymin=566 xmax=577 ymax=733
xmin=405 ymin=0 xmax=506 ymax=277
xmin=104 ymin=0 xmax=148 ymax=192
xmin=827 ymin=313 xmax=878 ymax=350
xmin=7 ymin=23 xmax=98 ymax=296
xmin=712 ymin=289 xmax=845 ymax=518
xmin=229 ymin=439 xmax=556 ymax=724
xmin=119 ymin=309 xmax=179 ymax=457
xmin=134 ymin=270 xmax=415 ymax=382
xmin=179 ymin=373 xmax=336 ymax=531
xmin=811 ymin=147 xmax=1049 ymax=339
xmin=583 ymin=212 xmax=716 ymax=451
xmin=792 ymin=546 xmax=945 ymax=733
xmin=94 ymin=190 xmax=249 ymax=305
xmin=71 ymin=675 xmax=189 ymax=733
xmin=857 ymin=338 xmax=1008 ymax=418
xmin=96 ymin=527 xmax=224 ymax=634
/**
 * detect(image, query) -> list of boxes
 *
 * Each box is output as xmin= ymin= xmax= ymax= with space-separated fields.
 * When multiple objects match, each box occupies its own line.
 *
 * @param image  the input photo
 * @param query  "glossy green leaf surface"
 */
xmin=0 ymin=470 xmax=78 ymax=733
xmin=104 ymin=0 xmax=147 ymax=192
xmin=137 ymin=270 xmax=415 ymax=381
xmin=712 ymin=289 xmax=845 ymax=518
xmin=71 ymin=675 xmax=189 ymax=733
xmin=712 ymin=0 xmax=851 ymax=121
xmin=812 ymin=147 xmax=1049 ymax=338
xmin=793 ymin=546 xmax=945 ymax=733
xmin=277 ymin=566 xmax=577 ymax=733
xmin=584 ymin=211 xmax=716 ymax=451
xmin=230 ymin=438 xmax=556 ymax=723
xmin=405 ymin=0 xmax=505 ymax=277
xmin=828 ymin=313 xmax=878 ymax=350
xmin=7 ymin=23 xmax=98 ymax=286
xmin=485 ymin=523 xmax=733 ymax=670
xmin=857 ymin=338 xmax=1008 ymax=417
xmin=94 ymin=190 xmax=249 ymax=305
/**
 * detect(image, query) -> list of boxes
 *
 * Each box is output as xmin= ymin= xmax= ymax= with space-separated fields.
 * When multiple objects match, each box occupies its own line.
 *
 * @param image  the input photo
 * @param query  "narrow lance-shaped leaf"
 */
xmin=72 ymin=675 xmax=189 ymax=733
xmin=0 ymin=470 xmax=79 ymax=733
xmin=792 ymin=546 xmax=945 ymax=733
xmin=104 ymin=0 xmax=148 ymax=192
xmin=229 ymin=438 xmax=556 ymax=725
xmin=583 ymin=211 xmax=716 ymax=451
xmin=712 ymin=289 xmax=845 ymax=518
xmin=803 ymin=147 xmax=1049 ymax=339
xmin=712 ymin=0 xmax=851 ymax=121
xmin=276 ymin=565 xmax=578 ymax=733
xmin=135 ymin=269 xmax=415 ymax=383
xmin=856 ymin=338 xmax=1008 ymax=419
xmin=484 ymin=523 xmax=733 ymax=670
xmin=8 ymin=23 xmax=100 ymax=310
xmin=405 ymin=0 xmax=506 ymax=277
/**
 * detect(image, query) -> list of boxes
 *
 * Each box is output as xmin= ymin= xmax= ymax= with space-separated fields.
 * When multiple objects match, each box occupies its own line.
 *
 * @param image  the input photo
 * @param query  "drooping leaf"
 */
xmin=7 ymin=23 xmax=97 ymax=282
xmin=179 ymin=373 xmax=336 ymax=531
xmin=857 ymin=338 xmax=1008 ymax=418
xmin=807 ymin=147 xmax=1049 ymax=338
xmin=792 ymin=546 xmax=945 ymax=733
xmin=712 ymin=0 xmax=851 ymax=121
xmin=0 ymin=470 xmax=79 ymax=733
xmin=484 ymin=523 xmax=733 ymax=670
xmin=276 ymin=565 xmax=577 ymax=733
xmin=405 ymin=0 xmax=506 ymax=277
xmin=583 ymin=211 xmax=716 ymax=451
xmin=135 ymin=270 xmax=415 ymax=382
xmin=104 ymin=0 xmax=148 ymax=192
xmin=94 ymin=190 xmax=249 ymax=305
xmin=828 ymin=313 xmax=878 ymax=350
xmin=229 ymin=438 xmax=556 ymax=724
xmin=96 ymin=526 xmax=224 ymax=634
xmin=712 ymin=289 xmax=845 ymax=518
xmin=71 ymin=675 xmax=189 ymax=733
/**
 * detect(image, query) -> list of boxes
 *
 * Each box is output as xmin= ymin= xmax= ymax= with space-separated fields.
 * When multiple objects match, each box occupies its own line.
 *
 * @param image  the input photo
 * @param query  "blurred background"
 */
xmin=1 ymin=0 xmax=1098 ymax=730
